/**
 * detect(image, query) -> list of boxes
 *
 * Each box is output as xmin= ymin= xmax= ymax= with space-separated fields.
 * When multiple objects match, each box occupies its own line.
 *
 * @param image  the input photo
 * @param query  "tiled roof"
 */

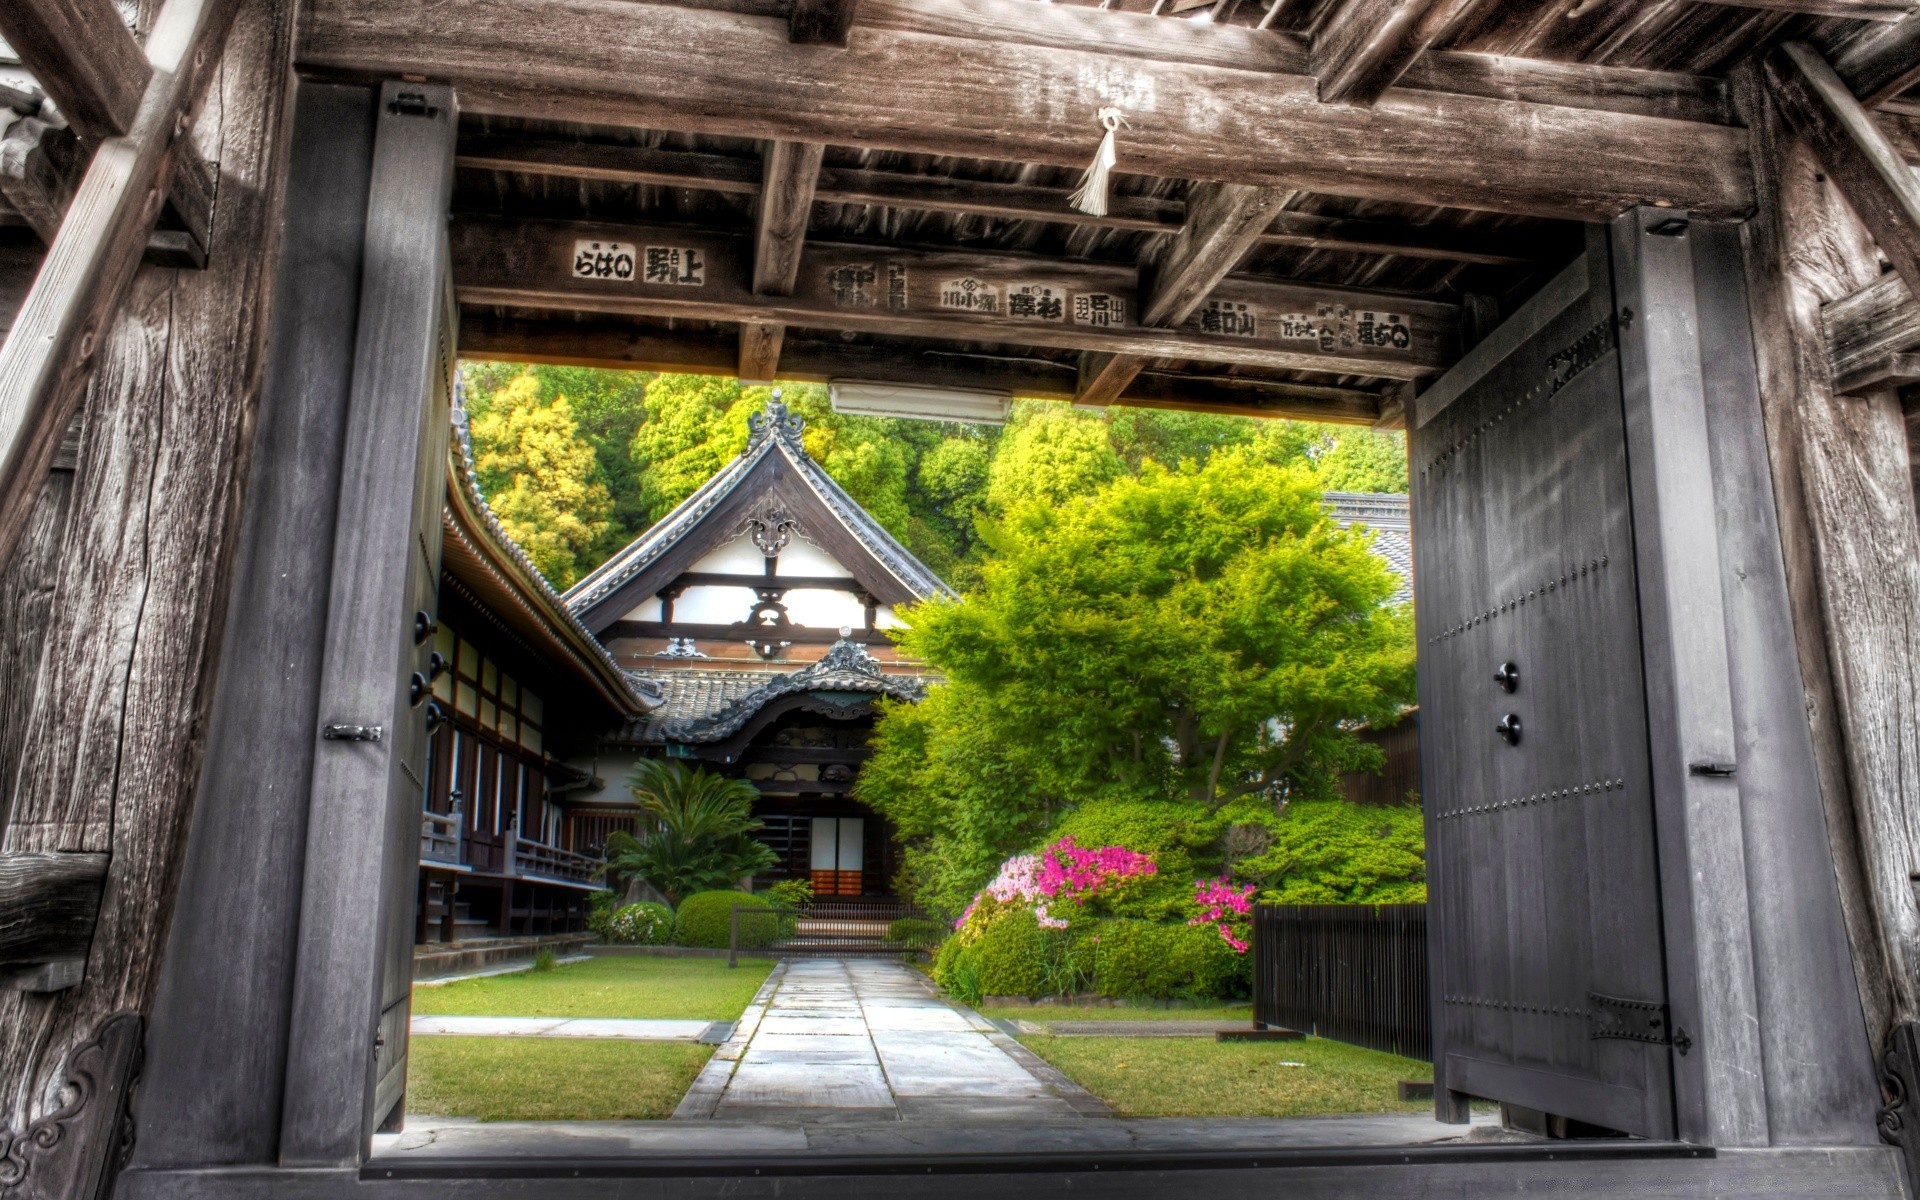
xmin=616 ymin=641 xmax=930 ymax=746
xmin=1326 ymin=491 xmax=1412 ymax=603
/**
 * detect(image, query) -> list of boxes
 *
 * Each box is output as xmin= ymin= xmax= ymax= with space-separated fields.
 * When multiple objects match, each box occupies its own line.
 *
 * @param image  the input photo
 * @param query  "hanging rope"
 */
xmin=1068 ymin=106 xmax=1128 ymax=218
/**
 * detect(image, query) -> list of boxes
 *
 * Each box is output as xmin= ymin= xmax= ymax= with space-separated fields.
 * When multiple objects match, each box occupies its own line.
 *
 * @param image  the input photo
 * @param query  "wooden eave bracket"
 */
xmin=0 ymin=113 xmax=216 ymax=269
xmin=1824 ymin=272 xmax=1920 ymax=395
xmin=0 ymin=850 xmax=109 ymax=991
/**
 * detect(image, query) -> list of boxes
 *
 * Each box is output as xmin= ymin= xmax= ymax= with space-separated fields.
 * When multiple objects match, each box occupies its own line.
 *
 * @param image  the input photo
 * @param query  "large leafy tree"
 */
xmin=467 ymin=372 xmax=614 ymax=589
xmin=601 ymin=760 xmax=778 ymax=905
xmin=859 ymin=449 xmax=1415 ymax=910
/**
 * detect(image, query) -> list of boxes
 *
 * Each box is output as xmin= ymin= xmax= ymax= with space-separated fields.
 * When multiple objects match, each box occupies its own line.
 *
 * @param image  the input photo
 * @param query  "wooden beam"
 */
xmin=1769 ymin=42 xmax=1920 ymax=305
xmin=790 ymin=0 xmax=860 ymax=45
xmin=1822 ymin=271 xmax=1919 ymax=394
xmin=0 ymin=0 xmax=150 ymax=141
xmin=452 ymin=214 xmax=1460 ymax=380
xmin=458 ymin=136 xmax=1543 ymax=266
xmin=0 ymin=0 xmax=243 ymax=573
xmin=1142 ymin=183 xmax=1297 ymax=328
xmin=1714 ymin=0 xmax=1915 ymax=17
xmin=0 ymin=115 xmax=85 ymax=240
xmin=743 ymin=139 xmax=823 ymax=382
xmin=738 ymin=320 xmax=784 ymax=383
xmin=1076 ymin=182 xmax=1292 ymax=406
xmin=1829 ymin=14 xmax=1920 ymax=107
xmin=456 ymin=310 xmax=1387 ymax=422
xmin=0 ymin=851 xmax=108 ymax=992
xmin=1312 ymin=0 xmax=1473 ymax=108
xmin=753 ymin=141 xmax=824 ymax=296
xmin=301 ymin=0 xmax=1754 ymax=221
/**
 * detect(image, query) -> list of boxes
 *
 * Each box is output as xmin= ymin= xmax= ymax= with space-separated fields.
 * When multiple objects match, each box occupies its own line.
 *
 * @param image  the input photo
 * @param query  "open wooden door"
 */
xmin=279 ymin=81 xmax=459 ymax=1162
xmin=1410 ymin=228 xmax=1675 ymax=1139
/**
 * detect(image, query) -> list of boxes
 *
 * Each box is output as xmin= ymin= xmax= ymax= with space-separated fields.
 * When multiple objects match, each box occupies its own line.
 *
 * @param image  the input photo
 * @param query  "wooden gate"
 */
xmin=1411 ymin=229 xmax=1675 ymax=1138
xmin=278 ymin=81 xmax=460 ymax=1159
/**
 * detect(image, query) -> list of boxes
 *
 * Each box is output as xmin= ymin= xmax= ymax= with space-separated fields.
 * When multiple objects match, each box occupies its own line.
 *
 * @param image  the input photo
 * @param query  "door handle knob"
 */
xmin=1494 ymin=661 xmax=1519 ymax=692
xmin=1496 ymin=713 xmax=1522 ymax=745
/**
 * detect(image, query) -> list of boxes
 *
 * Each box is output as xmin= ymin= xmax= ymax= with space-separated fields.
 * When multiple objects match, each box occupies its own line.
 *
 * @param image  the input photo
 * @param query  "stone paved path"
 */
xmin=675 ymin=958 xmax=1108 ymax=1121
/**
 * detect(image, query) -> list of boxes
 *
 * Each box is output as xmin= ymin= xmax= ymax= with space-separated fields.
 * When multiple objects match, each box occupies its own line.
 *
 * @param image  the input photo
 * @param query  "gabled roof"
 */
xmin=615 ymin=640 xmax=929 ymax=748
xmin=445 ymin=402 xmax=658 ymax=719
xmin=564 ymin=398 xmax=954 ymax=634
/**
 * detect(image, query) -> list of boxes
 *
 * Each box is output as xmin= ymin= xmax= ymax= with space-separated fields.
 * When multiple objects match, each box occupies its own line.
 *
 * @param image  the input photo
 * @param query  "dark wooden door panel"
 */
xmin=1412 ymin=230 xmax=1674 ymax=1139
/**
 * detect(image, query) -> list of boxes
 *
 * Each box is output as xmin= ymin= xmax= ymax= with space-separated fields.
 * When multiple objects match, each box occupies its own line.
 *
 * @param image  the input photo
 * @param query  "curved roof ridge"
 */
xmin=562 ymin=393 xmax=954 ymax=618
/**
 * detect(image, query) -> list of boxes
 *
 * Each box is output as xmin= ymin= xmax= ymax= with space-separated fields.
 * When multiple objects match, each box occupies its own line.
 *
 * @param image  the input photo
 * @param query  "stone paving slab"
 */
xmin=379 ymin=1110 xmax=1510 ymax=1160
xmin=407 ymin=1015 xmax=712 ymax=1040
xmin=718 ymin=1062 xmax=895 ymax=1110
xmin=674 ymin=957 xmax=1112 ymax=1121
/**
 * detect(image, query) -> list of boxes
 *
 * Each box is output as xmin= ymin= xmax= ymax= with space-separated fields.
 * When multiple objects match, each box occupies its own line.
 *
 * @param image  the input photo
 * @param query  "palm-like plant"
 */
xmin=602 ymin=760 xmax=777 ymax=905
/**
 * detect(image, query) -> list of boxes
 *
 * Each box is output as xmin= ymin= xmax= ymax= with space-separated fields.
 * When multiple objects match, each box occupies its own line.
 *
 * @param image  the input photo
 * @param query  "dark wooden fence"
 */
xmin=1252 ymin=903 xmax=1430 ymax=1060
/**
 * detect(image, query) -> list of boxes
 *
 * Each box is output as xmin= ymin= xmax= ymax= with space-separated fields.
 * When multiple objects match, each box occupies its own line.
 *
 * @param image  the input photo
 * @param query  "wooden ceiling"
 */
xmin=15 ymin=0 xmax=1920 ymax=428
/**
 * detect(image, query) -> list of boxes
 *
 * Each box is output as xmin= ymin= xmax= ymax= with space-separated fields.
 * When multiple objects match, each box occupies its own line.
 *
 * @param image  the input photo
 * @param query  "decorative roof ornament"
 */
xmin=748 ymin=504 xmax=798 ymax=556
xmin=652 ymin=637 xmax=925 ymax=743
xmin=813 ymin=637 xmax=885 ymax=679
xmin=747 ymin=389 xmax=806 ymax=451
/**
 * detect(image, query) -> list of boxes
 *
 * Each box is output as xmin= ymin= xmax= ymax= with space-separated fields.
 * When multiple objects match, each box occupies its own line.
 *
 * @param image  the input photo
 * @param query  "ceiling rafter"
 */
xmin=741 ymin=139 xmax=826 ymax=383
xmin=1312 ymin=0 xmax=1478 ymax=107
xmin=456 ymin=136 xmax=1546 ymax=266
xmin=1076 ymin=183 xmax=1295 ymax=407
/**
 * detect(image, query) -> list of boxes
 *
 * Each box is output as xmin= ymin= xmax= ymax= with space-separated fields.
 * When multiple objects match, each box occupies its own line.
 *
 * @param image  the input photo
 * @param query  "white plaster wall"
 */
xmin=783 ymin=587 xmax=870 ymax=629
xmin=572 ymin=749 xmax=642 ymax=807
xmin=622 ymin=596 xmax=664 ymax=622
xmin=693 ymin=534 xmax=769 ymax=574
xmin=777 ymin=537 xmax=853 ymax=578
xmin=677 ymin=584 xmax=762 ymax=624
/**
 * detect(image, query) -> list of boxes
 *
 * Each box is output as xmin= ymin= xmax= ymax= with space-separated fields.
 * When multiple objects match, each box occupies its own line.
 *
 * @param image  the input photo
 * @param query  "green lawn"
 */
xmin=980 ymin=1003 xmax=1254 ymax=1025
xmin=406 ymin=955 xmax=772 ymax=1121
xmin=407 ymin=1038 xmax=711 ymax=1121
xmin=1013 ymin=1034 xmax=1432 ymax=1118
xmin=413 ymin=954 xmax=774 ymax=1020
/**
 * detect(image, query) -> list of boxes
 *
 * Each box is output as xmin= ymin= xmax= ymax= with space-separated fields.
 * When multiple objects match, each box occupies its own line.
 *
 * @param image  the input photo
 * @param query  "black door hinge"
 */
xmin=1589 ymin=993 xmax=1672 ymax=1045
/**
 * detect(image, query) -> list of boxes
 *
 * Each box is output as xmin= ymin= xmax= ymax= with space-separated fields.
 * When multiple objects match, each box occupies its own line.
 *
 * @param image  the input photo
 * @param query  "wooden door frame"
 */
xmin=1412 ymin=213 xmax=1879 ymax=1148
xmin=117 ymin=100 xmax=1900 ymax=1200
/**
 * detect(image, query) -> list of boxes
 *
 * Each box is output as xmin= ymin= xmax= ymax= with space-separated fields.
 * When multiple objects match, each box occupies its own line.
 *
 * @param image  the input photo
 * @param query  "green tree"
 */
xmin=601 ymin=760 xmax=778 ymax=906
xmin=1313 ymin=428 xmax=1409 ymax=493
xmin=983 ymin=402 xmax=1124 ymax=514
xmin=860 ymin=450 xmax=1416 ymax=909
xmin=468 ymin=372 xmax=614 ymax=589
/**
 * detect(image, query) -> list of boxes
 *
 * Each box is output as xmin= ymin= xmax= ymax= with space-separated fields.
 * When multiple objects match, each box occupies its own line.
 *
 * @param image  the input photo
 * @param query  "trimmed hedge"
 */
xmin=887 ymin=917 xmax=948 ymax=949
xmin=932 ymin=914 xmax=1252 ymax=1004
xmin=671 ymin=890 xmax=753 ymax=948
xmin=1092 ymin=919 xmax=1242 ymax=1000
xmin=604 ymin=901 xmax=673 ymax=945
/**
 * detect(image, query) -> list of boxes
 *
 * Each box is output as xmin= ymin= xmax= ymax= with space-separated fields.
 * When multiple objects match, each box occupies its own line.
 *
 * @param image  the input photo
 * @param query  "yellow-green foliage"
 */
xmin=468 ymin=372 xmax=613 ymax=589
xmin=1252 ymin=800 xmax=1427 ymax=904
xmin=1092 ymin=920 xmax=1245 ymax=1000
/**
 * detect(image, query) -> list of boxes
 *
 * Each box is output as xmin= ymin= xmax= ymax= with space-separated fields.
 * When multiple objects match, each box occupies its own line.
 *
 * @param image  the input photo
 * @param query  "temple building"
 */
xmin=414 ymin=405 xmax=658 ymax=941
xmin=563 ymin=398 xmax=952 ymax=897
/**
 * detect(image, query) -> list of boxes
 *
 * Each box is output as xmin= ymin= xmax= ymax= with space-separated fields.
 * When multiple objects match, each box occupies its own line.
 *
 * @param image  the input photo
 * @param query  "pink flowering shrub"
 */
xmin=956 ymin=837 xmax=1158 ymax=932
xmin=1189 ymin=876 xmax=1256 ymax=953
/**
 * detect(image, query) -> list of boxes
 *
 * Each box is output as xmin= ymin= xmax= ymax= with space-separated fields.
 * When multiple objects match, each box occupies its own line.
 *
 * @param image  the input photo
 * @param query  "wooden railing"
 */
xmin=1253 ymin=903 xmax=1430 ymax=1061
xmin=511 ymin=835 xmax=599 ymax=885
xmin=419 ymin=810 xmax=461 ymax=865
